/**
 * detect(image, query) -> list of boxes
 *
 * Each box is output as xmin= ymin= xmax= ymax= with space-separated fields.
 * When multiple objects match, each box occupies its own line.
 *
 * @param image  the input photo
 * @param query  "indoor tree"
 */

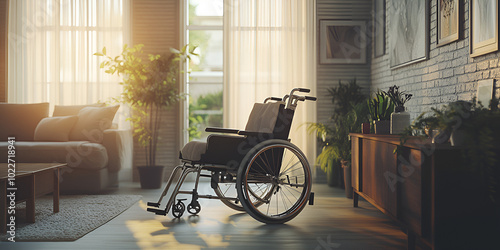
xmin=95 ymin=44 xmax=197 ymax=188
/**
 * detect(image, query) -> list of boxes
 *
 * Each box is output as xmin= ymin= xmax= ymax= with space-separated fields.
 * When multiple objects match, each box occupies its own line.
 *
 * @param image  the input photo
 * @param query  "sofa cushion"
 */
xmin=53 ymin=103 xmax=105 ymax=116
xmin=0 ymin=102 xmax=49 ymax=141
xmin=0 ymin=141 xmax=108 ymax=170
xmin=34 ymin=116 xmax=78 ymax=142
xmin=69 ymin=105 xmax=120 ymax=143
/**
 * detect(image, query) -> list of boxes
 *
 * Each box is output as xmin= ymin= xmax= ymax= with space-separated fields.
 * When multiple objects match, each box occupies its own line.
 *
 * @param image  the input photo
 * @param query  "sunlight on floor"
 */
xmin=126 ymin=219 xmax=231 ymax=250
xmin=129 ymin=200 xmax=232 ymax=250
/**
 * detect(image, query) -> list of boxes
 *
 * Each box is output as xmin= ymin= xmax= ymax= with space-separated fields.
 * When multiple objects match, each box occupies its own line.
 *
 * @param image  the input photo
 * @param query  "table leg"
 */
xmin=1 ymin=179 xmax=6 ymax=233
xmin=53 ymin=168 xmax=59 ymax=213
xmin=26 ymin=175 xmax=35 ymax=223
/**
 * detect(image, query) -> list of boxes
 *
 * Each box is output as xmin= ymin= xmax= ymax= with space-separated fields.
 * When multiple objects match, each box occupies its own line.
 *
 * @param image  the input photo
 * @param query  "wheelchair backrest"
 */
xmin=245 ymin=102 xmax=294 ymax=140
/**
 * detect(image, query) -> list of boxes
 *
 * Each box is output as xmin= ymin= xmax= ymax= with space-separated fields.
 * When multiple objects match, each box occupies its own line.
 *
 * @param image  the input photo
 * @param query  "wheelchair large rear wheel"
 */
xmin=214 ymin=172 xmax=268 ymax=211
xmin=236 ymin=139 xmax=312 ymax=224
xmin=213 ymin=174 xmax=244 ymax=211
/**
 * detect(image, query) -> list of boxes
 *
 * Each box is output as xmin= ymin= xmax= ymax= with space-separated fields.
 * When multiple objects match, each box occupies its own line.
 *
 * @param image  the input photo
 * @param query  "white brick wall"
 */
xmin=371 ymin=0 xmax=500 ymax=121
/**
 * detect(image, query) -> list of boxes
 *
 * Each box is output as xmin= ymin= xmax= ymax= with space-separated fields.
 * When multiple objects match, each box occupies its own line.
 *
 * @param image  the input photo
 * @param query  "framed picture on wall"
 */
xmin=470 ymin=0 xmax=498 ymax=57
xmin=477 ymin=79 xmax=495 ymax=107
xmin=437 ymin=0 xmax=460 ymax=46
xmin=389 ymin=0 xmax=428 ymax=69
xmin=319 ymin=20 xmax=367 ymax=64
xmin=373 ymin=0 xmax=386 ymax=57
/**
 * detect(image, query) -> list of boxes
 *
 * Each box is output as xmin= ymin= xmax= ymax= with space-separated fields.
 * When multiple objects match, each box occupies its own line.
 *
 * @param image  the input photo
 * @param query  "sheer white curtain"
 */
xmin=8 ymin=0 xmax=130 ymax=117
xmin=224 ymin=0 xmax=316 ymax=163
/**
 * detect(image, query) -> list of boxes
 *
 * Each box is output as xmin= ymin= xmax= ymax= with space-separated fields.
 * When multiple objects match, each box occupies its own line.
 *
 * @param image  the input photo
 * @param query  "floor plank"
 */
xmin=1 ymin=181 xmax=414 ymax=249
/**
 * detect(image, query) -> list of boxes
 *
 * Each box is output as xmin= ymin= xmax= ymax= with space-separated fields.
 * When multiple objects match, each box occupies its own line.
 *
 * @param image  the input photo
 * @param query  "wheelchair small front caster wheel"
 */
xmin=172 ymin=200 xmax=186 ymax=218
xmin=187 ymin=202 xmax=201 ymax=215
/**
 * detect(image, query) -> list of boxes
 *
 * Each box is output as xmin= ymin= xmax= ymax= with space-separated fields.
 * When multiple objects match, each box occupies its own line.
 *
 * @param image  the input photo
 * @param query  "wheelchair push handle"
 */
xmin=263 ymin=97 xmax=284 ymax=103
xmin=286 ymin=88 xmax=317 ymax=109
xmin=296 ymin=96 xmax=317 ymax=102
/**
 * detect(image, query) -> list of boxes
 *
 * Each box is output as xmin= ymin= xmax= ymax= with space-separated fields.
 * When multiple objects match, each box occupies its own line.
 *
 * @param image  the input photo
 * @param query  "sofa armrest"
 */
xmin=102 ymin=129 xmax=133 ymax=173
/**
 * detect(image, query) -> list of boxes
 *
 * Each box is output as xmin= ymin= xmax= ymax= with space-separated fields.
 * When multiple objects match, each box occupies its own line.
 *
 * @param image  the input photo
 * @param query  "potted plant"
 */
xmin=308 ymin=79 xmax=369 ymax=197
xmin=368 ymin=91 xmax=394 ymax=134
xmin=400 ymin=98 xmax=500 ymax=228
xmin=384 ymin=85 xmax=412 ymax=134
xmin=95 ymin=44 xmax=196 ymax=189
xmin=402 ymin=100 xmax=474 ymax=145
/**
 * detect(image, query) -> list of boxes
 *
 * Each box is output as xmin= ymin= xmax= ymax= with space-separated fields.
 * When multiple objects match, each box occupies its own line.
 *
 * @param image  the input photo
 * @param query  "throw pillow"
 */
xmin=0 ymin=102 xmax=49 ymax=141
xmin=69 ymin=105 xmax=120 ymax=142
xmin=53 ymin=103 xmax=106 ymax=116
xmin=34 ymin=116 xmax=78 ymax=142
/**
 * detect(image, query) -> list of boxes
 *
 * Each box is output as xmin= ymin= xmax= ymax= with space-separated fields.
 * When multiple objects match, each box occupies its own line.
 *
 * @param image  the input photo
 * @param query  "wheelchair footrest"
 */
xmin=147 ymin=202 xmax=160 ymax=207
xmin=147 ymin=208 xmax=167 ymax=215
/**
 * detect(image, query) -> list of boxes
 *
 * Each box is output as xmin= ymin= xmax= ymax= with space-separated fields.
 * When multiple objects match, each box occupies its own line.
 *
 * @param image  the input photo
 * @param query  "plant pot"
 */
xmin=432 ymin=130 xmax=451 ymax=144
xmin=450 ymin=129 xmax=466 ymax=146
xmin=341 ymin=160 xmax=353 ymax=199
xmin=390 ymin=111 xmax=410 ymax=134
xmin=374 ymin=120 xmax=390 ymax=135
xmin=138 ymin=165 xmax=165 ymax=189
xmin=361 ymin=122 xmax=371 ymax=134
xmin=326 ymin=160 xmax=342 ymax=187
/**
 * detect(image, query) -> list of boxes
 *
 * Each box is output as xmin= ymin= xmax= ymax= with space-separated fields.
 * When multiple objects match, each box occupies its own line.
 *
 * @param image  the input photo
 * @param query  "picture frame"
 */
xmin=470 ymin=0 xmax=499 ymax=57
xmin=437 ymin=0 xmax=460 ymax=47
xmin=477 ymin=79 xmax=495 ymax=107
xmin=373 ymin=0 xmax=386 ymax=57
xmin=319 ymin=20 xmax=367 ymax=64
xmin=388 ymin=0 xmax=429 ymax=69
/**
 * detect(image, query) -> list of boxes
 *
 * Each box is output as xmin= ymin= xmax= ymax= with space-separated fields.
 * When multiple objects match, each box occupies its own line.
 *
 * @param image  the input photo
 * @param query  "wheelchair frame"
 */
xmin=147 ymin=88 xmax=316 ymax=224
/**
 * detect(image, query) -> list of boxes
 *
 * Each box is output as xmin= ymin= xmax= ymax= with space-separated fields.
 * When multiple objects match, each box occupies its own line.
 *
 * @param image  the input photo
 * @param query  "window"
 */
xmin=8 ymin=0 xmax=129 ymax=110
xmin=185 ymin=0 xmax=224 ymax=141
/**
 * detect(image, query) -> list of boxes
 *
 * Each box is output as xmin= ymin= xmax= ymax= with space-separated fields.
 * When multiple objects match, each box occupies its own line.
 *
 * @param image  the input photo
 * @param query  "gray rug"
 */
xmin=1 ymin=194 xmax=141 ymax=241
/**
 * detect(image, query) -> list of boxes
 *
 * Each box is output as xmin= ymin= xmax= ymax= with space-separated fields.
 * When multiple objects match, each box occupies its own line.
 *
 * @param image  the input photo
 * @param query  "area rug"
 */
xmin=1 ymin=194 xmax=141 ymax=241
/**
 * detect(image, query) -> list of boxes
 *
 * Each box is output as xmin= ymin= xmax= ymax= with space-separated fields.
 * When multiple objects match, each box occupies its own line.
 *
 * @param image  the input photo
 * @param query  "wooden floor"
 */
xmin=2 ymin=181 xmax=414 ymax=249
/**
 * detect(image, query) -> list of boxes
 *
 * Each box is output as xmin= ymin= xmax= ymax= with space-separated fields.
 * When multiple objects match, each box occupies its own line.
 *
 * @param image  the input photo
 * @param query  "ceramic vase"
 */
xmin=390 ymin=108 xmax=410 ymax=134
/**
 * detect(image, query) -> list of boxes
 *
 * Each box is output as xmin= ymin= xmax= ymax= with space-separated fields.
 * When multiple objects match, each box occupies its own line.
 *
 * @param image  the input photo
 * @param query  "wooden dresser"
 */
xmin=350 ymin=133 xmax=498 ymax=250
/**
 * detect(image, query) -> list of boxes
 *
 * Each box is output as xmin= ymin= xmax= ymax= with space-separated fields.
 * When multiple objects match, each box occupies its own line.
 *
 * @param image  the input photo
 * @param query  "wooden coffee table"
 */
xmin=1 ymin=163 xmax=66 ymax=233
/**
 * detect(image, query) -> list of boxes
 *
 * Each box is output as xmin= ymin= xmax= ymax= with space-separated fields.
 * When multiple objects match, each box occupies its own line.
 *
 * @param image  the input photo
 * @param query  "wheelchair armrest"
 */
xmin=205 ymin=127 xmax=240 ymax=134
xmin=237 ymin=130 xmax=274 ymax=137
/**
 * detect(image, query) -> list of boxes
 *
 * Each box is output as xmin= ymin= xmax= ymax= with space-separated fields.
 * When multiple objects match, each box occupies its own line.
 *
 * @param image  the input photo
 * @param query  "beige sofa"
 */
xmin=0 ymin=102 xmax=132 ymax=193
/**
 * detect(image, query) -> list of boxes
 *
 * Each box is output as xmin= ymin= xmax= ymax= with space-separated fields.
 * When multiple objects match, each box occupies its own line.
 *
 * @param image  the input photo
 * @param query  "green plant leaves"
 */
xmin=308 ymin=80 xmax=369 ymax=173
xmin=94 ymin=43 xmax=197 ymax=166
xmin=368 ymin=91 xmax=394 ymax=121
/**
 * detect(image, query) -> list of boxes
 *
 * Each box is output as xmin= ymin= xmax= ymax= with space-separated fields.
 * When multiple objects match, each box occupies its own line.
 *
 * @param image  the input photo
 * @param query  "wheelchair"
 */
xmin=147 ymin=88 xmax=316 ymax=224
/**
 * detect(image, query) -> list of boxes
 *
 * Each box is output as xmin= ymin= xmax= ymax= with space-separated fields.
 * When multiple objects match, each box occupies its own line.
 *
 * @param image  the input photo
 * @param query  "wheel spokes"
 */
xmin=244 ymin=145 xmax=309 ymax=219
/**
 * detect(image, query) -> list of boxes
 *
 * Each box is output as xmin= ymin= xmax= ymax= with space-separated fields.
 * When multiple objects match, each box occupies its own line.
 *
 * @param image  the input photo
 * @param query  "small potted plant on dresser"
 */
xmin=384 ymin=85 xmax=412 ymax=134
xmin=368 ymin=91 xmax=394 ymax=134
xmin=96 ymin=44 xmax=196 ymax=189
xmin=400 ymin=98 xmax=500 ymax=237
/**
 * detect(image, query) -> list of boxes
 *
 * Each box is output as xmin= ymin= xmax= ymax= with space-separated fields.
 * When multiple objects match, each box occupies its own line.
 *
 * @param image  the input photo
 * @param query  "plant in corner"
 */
xmin=95 ymin=44 xmax=197 ymax=189
xmin=367 ymin=91 xmax=395 ymax=135
xmin=307 ymin=79 xmax=370 ymax=197
xmin=384 ymin=85 xmax=412 ymax=134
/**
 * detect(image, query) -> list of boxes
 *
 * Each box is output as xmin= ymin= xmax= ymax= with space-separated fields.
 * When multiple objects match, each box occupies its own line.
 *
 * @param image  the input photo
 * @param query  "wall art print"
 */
xmin=319 ymin=20 xmax=367 ymax=64
xmin=389 ymin=0 xmax=428 ymax=68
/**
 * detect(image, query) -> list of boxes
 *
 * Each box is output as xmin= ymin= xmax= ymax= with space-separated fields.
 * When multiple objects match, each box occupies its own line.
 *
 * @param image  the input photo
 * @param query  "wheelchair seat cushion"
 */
xmin=180 ymin=141 xmax=207 ymax=161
